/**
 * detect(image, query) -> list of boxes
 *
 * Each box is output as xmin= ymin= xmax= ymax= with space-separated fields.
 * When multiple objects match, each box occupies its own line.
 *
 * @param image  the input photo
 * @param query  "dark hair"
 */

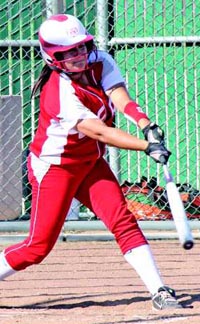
xmin=31 ymin=64 xmax=52 ymax=98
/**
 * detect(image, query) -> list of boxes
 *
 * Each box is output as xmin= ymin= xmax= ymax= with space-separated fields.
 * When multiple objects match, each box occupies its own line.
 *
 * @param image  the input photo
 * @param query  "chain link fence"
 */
xmin=0 ymin=0 xmax=199 ymax=222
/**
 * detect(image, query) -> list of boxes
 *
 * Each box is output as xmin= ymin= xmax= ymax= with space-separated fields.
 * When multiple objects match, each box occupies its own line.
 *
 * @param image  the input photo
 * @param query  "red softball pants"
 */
xmin=4 ymin=153 xmax=147 ymax=271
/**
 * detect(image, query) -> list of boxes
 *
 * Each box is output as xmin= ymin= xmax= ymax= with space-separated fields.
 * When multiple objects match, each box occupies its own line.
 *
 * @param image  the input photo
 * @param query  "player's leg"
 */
xmin=75 ymin=157 xmax=181 ymax=309
xmin=76 ymin=157 xmax=147 ymax=251
xmin=0 ymin=154 xmax=94 ymax=279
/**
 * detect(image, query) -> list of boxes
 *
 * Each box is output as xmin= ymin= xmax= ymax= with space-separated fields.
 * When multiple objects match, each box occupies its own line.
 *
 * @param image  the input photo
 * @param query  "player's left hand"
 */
xmin=142 ymin=122 xmax=164 ymax=144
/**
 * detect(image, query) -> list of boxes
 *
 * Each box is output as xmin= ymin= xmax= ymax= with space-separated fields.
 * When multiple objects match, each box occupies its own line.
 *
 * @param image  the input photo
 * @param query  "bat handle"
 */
xmin=160 ymin=155 xmax=174 ymax=182
xmin=159 ymin=155 xmax=167 ymax=165
xmin=162 ymin=164 xmax=174 ymax=182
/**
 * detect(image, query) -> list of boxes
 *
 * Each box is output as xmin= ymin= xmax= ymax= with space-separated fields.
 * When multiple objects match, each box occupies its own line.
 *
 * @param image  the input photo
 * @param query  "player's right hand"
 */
xmin=145 ymin=142 xmax=171 ymax=164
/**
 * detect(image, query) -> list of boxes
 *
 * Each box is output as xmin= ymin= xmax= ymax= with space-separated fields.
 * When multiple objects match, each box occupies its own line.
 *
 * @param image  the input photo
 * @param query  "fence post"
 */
xmin=96 ymin=0 xmax=121 ymax=182
xmin=46 ymin=0 xmax=65 ymax=17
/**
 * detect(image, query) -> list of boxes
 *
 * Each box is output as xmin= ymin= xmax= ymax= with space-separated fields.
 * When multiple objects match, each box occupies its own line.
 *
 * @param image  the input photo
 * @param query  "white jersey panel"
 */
xmin=58 ymin=74 xmax=98 ymax=131
xmin=39 ymin=76 xmax=98 ymax=164
xmin=30 ymin=152 xmax=51 ymax=184
xmin=39 ymin=117 xmax=70 ymax=164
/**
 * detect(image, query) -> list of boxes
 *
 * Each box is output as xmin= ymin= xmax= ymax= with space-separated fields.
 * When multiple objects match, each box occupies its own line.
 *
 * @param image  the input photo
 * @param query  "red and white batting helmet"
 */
xmin=38 ymin=14 xmax=94 ymax=71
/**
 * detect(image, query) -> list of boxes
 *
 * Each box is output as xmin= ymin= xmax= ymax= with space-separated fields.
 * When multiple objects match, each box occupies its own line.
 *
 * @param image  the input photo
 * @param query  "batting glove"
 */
xmin=145 ymin=142 xmax=171 ymax=164
xmin=142 ymin=122 xmax=164 ymax=144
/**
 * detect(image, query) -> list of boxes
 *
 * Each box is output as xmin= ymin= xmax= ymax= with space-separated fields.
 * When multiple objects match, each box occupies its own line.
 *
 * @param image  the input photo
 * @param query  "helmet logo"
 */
xmin=67 ymin=27 xmax=79 ymax=37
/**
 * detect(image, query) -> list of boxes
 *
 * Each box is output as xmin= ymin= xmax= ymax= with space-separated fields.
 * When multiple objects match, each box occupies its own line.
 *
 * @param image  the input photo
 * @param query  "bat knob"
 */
xmin=183 ymin=240 xmax=194 ymax=250
xmin=159 ymin=155 xmax=167 ymax=165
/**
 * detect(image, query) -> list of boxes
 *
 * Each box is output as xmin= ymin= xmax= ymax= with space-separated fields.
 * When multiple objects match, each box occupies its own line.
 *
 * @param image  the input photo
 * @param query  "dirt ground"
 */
xmin=0 ymin=239 xmax=200 ymax=324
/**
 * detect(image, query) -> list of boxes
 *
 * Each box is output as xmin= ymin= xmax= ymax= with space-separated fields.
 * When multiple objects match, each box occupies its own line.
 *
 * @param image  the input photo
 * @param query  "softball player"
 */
xmin=0 ymin=14 xmax=182 ymax=310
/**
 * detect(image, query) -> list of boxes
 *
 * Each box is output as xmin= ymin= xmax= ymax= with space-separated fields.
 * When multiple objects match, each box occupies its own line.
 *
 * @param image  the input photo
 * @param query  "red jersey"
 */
xmin=30 ymin=51 xmax=124 ymax=165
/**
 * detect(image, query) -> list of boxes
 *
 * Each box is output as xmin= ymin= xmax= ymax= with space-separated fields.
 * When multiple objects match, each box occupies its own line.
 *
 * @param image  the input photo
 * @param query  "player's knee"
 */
xmin=31 ymin=253 xmax=46 ymax=265
xmin=110 ymin=208 xmax=137 ymax=234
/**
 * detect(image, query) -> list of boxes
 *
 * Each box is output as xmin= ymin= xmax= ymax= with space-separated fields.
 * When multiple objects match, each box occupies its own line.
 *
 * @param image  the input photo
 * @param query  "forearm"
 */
xmin=108 ymin=86 xmax=150 ymax=129
xmin=123 ymin=102 xmax=150 ymax=127
xmin=94 ymin=126 xmax=148 ymax=151
xmin=77 ymin=118 xmax=148 ymax=151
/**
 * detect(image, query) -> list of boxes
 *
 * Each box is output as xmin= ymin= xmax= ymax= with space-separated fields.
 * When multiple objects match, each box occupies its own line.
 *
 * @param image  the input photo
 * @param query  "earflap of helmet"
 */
xmin=85 ymin=39 xmax=96 ymax=53
xmin=39 ymin=44 xmax=54 ymax=66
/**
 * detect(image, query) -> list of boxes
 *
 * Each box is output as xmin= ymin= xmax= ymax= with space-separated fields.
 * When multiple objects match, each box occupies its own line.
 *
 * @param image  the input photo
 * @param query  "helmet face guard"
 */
xmin=39 ymin=14 xmax=94 ymax=73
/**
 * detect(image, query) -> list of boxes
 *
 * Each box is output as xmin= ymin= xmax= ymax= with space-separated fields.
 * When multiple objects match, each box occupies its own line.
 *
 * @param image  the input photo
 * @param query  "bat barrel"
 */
xmin=163 ymin=165 xmax=194 ymax=250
